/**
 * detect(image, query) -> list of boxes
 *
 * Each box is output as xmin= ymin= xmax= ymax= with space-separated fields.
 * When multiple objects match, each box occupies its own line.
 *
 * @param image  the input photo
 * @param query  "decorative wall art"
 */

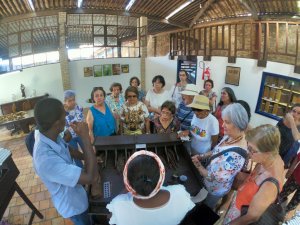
xmin=121 ymin=64 xmax=129 ymax=73
xmin=103 ymin=64 xmax=112 ymax=76
xmin=93 ymin=65 xmax=103 ymax=77
xmin=225 ymin=66 xmax=241 ymax=86
xmin=84 ymin=67 xmax=93 ymax=77
xmin=112 ymin=64 xmax=121 ymax=75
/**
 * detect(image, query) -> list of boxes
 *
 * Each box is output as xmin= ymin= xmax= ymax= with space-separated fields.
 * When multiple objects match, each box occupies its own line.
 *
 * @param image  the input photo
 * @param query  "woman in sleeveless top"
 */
xmin=224 ymin=125 xmax=284 ymax=225
xmin=86 ymin=87 xmax=116 ymax=143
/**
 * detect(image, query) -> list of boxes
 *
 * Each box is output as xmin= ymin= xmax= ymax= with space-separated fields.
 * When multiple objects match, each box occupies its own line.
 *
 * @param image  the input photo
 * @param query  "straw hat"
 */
xmin=187 ymin=95 xmax=210 ymax=110
xmin=180 ymin=84 xmax=200 ymax=96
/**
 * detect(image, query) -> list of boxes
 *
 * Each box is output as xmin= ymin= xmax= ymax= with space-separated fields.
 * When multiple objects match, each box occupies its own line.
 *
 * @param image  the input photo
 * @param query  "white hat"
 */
xmin=180 ymin=84 xmax=200 ymax=96
xmin=187 ymin=95 xmax=210 ymax=111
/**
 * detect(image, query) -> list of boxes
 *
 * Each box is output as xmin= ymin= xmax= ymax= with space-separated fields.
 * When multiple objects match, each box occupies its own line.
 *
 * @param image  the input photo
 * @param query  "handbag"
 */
xmin=241 ymin=177 xmax=285 ymax=225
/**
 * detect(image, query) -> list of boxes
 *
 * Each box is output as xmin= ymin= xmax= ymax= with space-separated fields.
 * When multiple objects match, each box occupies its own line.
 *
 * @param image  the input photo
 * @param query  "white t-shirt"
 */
xmin=145 ymin=89 xmax=171 ymax=110
xmin=190 ymin=113 xmax=219 ymax=154
xmin=106 ymin=185 xmax=195 ymax=225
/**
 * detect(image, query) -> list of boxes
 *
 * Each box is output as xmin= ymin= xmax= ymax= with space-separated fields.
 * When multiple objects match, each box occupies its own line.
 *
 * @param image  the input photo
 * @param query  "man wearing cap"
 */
xmin=185 ymin=95 xmax=219 ymax=155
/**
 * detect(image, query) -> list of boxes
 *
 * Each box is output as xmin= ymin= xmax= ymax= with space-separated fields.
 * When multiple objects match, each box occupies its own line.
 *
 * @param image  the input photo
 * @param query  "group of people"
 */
xmin=31 ymin=72 xmax=300 ymax=225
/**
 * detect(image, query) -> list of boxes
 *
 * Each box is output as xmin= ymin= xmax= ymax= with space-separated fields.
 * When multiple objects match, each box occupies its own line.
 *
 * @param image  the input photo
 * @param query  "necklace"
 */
xmin=223 ymin=135 xmax=243 ymax=146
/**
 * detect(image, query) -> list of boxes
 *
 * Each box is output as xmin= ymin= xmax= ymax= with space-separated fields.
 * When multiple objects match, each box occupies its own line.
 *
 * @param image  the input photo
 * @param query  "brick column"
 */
xmin=58 ymin=12 xmax=71 ymax=90
xmin=138 ymin=17 xmax=148 ymax=90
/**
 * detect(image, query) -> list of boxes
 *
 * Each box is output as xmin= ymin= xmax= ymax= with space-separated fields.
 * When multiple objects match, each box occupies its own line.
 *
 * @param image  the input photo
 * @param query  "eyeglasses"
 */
xmin=127 ymin=95 xmax=137 ymax=98
xmin=192 ymin=108 xmax=204 ymax=112
xmin=247 ymin=145 xmax=259 ymax=154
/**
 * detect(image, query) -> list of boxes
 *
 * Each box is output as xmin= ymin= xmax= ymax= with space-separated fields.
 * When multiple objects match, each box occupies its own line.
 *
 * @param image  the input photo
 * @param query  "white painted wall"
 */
xmin=145 ymin=56 xmax=300 ymax=127
xmin=0 ymin=63 xmax=64 ymax=107
xmin=69 ymin=58 xmax=141 ymax=108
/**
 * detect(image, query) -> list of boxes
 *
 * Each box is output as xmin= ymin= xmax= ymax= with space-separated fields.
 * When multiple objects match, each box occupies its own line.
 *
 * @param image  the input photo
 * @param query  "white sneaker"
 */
xmin=283 ymin=211 xmax=300 ymax=225
xmin=191 ymin=188 xmax=208 ymax=203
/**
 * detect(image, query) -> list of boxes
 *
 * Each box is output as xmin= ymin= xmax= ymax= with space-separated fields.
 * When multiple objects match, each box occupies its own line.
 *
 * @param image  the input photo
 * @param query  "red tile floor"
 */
xmin=1 ymin=136 xmax=73 ymax=225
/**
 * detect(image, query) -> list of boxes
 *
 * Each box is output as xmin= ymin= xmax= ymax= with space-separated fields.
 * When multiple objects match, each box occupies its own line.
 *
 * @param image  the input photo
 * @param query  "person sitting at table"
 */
xmin=129 ymin=76 xmax=146 ymax=102
xmin=191 ymin=103 xmax=249 ymax=210
xmin=63 ymin=90 xmax=85 ymax=167
xmin=33 ymin=98 xmax=99 ymax=225
xmin=106 ymin=150 xmax=195 ymax=225
xmin=87 ymin=87 xmax=116 ymax=143
xmin=179 ymin=95 xmax=219 ymax=156
xmin=120 ymin=86 xmax=150 ymax=135
xmin=153 ymin=101 xmax=180 ymax=134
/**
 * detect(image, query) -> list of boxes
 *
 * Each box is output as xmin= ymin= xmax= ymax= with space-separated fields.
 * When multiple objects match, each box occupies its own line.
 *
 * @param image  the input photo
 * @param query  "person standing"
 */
xmin=199 ymin=79 xmax=217 ymax=112
xmin=171 ymin=70 xmax=189 ymax=108
xmin=33 ymin=98 xmax=98 ymax=225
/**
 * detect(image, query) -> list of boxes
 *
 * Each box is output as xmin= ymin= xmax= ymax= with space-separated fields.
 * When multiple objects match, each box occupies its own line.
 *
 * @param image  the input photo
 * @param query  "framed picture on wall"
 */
xmin=121 ymin=64 xmax=129 ymax=73
xmin=103 ymin=64 xmax=112 ymax=76
xmin=93 ymin=65 xmax=103 ymax=77
xmin=225 ymin=66 xmax=241 ymax=86
xmin=112 ymin=64 xmax=121 ymax=75
xmin=84 ymin=67 xmax=93 ymax=77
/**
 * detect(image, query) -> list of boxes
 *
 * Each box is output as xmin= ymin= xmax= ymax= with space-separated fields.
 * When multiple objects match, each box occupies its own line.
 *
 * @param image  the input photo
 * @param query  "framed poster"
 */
xmin=84 ymin=67 xmax=93 ymax=77
xmin=121 ymin=64 xmax=129 ymax=73
xmin=225 ymin=66 xmax=241 ymax=86
xmin=93 ymin=65 xmax=103 ymax=77
xmin=103 ymin=64 xmax=112 ymax=76
xmin=112 ymin=64 xmax=121 ymax=75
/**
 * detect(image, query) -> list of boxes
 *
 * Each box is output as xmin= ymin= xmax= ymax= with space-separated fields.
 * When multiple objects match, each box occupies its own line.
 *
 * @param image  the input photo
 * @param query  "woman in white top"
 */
xmin=179 ymin=95 xmax=219 ymax=155
xmin=107 ymin=150 xmax=195 ymax=225
xmin=145 ymin=75 xmax=171 ymax=120
xmin=171 ymin=70 xmax=189 ymax=108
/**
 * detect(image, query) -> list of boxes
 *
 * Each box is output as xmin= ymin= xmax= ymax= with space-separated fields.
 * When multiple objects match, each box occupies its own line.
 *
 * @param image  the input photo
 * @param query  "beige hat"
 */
xmin=180 ymin=84 xmax=200 ymax=96
xmin=187 ymin=95 xmax=210 ymax=110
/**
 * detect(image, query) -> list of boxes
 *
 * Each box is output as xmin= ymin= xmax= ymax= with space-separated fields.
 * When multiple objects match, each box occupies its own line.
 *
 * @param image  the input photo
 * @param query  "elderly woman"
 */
xmin=87 ymin=87 xmax=116 ymax=143
xmin=277 ymin=103 xmax=300 ymax=165
xmin=63 ymin=90 xmax=85 ymax=167
xmin=107 ymin=150 xmax=195 ymax=225
xmin=224 ymin=125 xmax=284 ymax=225
xmin=179 ymin=95 xmax=219 ymax=155
xmin=171 ymin=70 xmax=189 ymax=108
xmin=191 ymin=103 xmax=249 ymax=210
xmin=200 ymin=79 xmax=217 ymax=112
xmin=145 ymin=75 xmax=171 ymax=120
xmin=120 ymin=86 xmax=150 ymax=135
xmin=153 ymin=101 xmax=180 ymax=134
xmin=214 ymin=87 xmax=237 ymax=139
xmin=129 ymin=76 xmax=145 ymax=102
xmin=105 ymin=82 xmax=125 ymax=118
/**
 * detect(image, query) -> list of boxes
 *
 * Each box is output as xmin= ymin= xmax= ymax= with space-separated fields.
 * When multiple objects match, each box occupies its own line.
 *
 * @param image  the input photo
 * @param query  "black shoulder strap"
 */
xmin=207 ymin=147 xmax=248 ymax=165
xmin=259 ymin=177 xmax=280 ymax=196
xmin=180 ymin=110 xmax=192 ymax=123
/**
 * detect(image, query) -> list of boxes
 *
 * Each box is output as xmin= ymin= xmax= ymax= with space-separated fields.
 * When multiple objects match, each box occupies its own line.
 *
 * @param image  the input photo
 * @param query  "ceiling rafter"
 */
xmin=237 ymin=0 xmax=258 ymax=20
xmin=189 ymin=0 xmax=216 ymax=28
xmin=0 ymin=1 xmax=9 ymax=17
xmin=2 ymin=0 xmax=14 ymax=16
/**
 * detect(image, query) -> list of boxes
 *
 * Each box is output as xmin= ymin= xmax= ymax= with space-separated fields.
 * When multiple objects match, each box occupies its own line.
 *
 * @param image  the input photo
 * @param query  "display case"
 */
xmin=255 ymin=72 xmax=300 ymax=120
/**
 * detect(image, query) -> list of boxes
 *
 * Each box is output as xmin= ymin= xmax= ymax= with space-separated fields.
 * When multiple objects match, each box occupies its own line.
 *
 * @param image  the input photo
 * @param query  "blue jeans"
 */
xmin=69 ymin=136 xmax=84 ymax=168
xmin=70 ymin=209 xmax=92 ymax=225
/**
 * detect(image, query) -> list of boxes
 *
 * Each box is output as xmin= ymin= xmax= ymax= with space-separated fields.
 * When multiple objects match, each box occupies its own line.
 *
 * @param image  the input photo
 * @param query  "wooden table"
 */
xmin=0 ymin=110 xmax=35 ymax=134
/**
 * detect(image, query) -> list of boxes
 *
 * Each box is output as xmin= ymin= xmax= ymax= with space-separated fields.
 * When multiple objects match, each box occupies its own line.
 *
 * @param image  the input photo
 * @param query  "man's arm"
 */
xmin=70 ymin=122 xmax=98 ymax=185
xmin=68 ymin=145 xmax=84 ymax=160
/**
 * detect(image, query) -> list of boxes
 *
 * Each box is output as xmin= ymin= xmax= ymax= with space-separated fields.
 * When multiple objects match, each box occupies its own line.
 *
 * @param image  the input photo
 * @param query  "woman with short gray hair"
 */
xmin=191 ymin=103 xmax=249 ymax=210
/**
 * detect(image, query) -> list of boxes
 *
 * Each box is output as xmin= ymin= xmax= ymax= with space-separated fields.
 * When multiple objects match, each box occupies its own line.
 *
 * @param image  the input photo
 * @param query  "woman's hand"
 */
xmin=191 ymin=155 xmax=202 ymax=168
xmin=178 ymin=130 xmax=189 ymax=137
xmin=285 ymin=113 xmax=295 ymax=127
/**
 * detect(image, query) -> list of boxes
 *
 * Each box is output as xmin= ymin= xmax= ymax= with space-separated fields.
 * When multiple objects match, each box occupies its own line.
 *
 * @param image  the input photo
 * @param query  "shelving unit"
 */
xmin=256 ymin=72 xmax=300 ymax=121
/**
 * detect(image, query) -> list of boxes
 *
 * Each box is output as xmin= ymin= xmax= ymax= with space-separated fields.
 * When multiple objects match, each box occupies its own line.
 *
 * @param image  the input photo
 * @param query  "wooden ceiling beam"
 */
xmin=189 ymin=0 xmax=215 ymax=28
xmin=44 ymin=0 xmax=49 ymax=9
xmin=0 ymin=1 xmax=9 ymax=17
xmin=12 ymin=0 xmax=22 ymax=14
xmin=237 ymin=0 xmax=258 ymax=20
xmin=2 ymin=0 xmax=14 ymax=16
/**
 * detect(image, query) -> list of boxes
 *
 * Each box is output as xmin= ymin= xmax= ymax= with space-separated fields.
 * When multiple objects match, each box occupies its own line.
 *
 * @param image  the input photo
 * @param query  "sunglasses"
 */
xmin=127 ymin=95 xmax=137 ymax=98
xmin=192 ymin=108 xmax=204 ymax=112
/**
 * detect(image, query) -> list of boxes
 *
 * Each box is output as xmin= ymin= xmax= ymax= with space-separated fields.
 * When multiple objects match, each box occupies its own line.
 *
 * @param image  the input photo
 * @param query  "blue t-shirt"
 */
xmin=90 ymin=103 xmax=116 ymax=136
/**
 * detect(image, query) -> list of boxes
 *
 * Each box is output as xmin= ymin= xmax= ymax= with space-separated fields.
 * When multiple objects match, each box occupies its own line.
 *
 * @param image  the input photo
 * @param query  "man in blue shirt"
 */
xmin=33 ymin=98 xmax=98 ymax=225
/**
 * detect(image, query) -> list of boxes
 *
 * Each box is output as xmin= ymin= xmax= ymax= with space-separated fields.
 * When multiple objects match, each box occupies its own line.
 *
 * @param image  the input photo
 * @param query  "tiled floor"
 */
xmin=1 ymin=136 xmax=73 ymax=225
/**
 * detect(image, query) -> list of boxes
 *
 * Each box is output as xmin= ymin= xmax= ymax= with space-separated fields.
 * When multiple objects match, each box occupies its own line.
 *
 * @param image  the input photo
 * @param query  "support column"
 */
xmin=58 ymin=12 xmax=71 ymax=90
xmin=138 ymin=17 xmax=148 ymax=90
